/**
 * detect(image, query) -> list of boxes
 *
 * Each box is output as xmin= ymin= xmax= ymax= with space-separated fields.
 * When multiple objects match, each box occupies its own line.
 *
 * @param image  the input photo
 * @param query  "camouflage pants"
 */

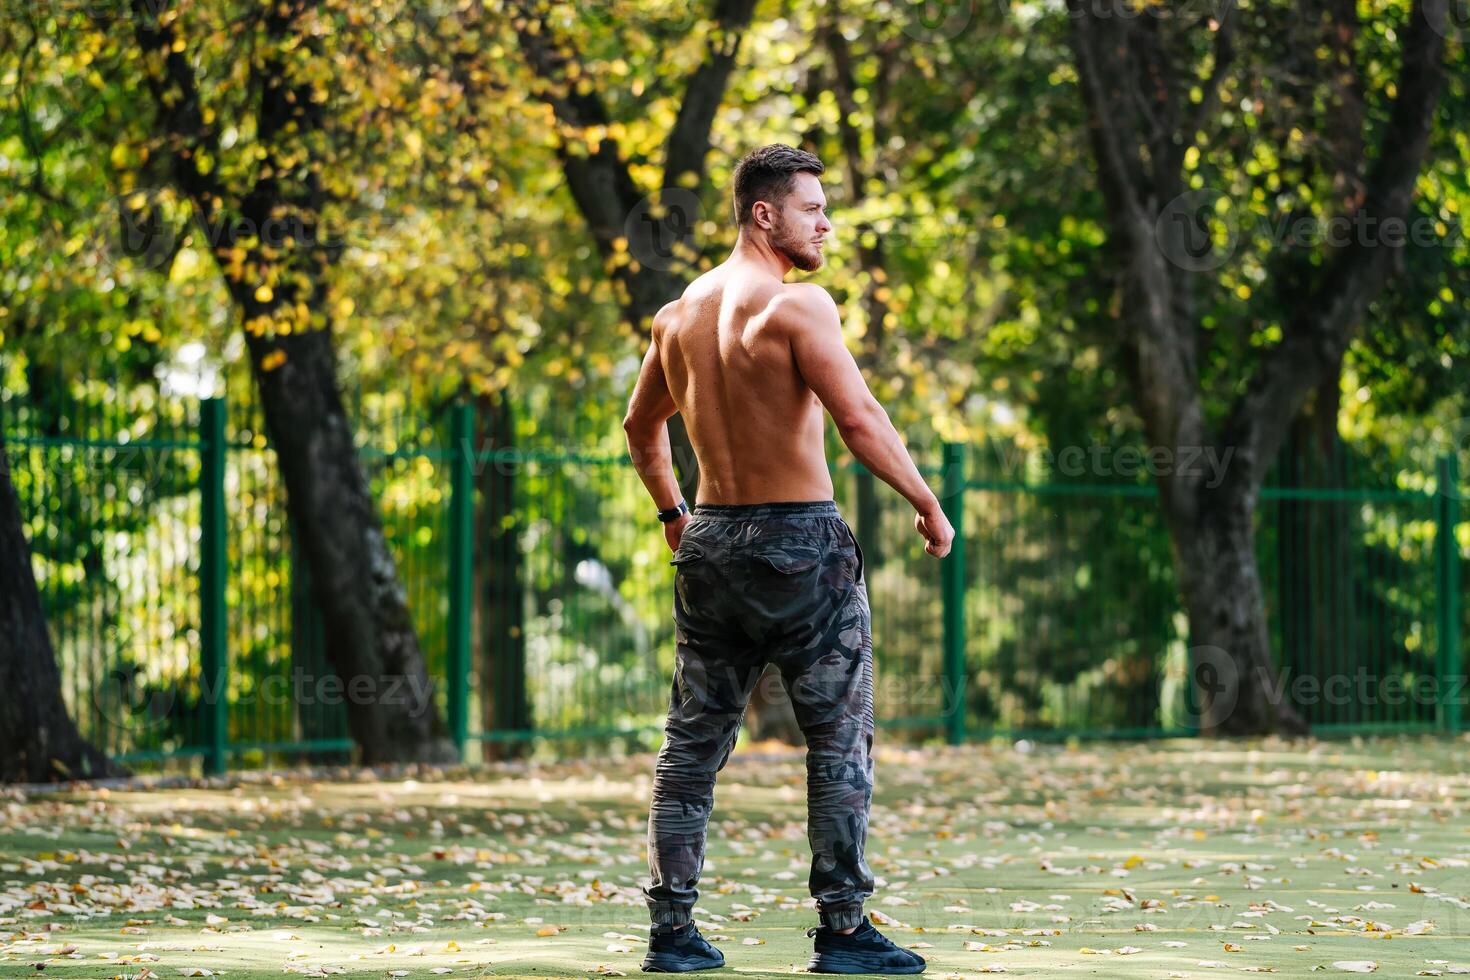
xmin=643 ymin=499 xmax=876 ymax=933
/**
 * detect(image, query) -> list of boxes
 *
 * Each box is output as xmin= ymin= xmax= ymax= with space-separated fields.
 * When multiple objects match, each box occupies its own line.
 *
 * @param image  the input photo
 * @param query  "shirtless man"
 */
xmin=622 ymin=144 xmax=954 ymax=974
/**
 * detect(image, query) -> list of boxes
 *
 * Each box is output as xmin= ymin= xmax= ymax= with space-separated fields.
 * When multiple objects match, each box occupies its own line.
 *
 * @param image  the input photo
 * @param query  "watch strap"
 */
xmin=657 ymin=499 xmax=690 ymax=523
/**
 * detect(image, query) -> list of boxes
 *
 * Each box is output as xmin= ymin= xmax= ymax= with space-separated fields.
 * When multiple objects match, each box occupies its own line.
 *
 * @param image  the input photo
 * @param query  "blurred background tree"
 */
xmin=1 ymin=0 xmax=1466 ymax=777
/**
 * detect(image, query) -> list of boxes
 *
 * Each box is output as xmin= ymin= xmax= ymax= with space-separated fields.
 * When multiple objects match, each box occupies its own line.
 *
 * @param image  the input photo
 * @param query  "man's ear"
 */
xmin=752 ymin=200 xmax=773 ymax=231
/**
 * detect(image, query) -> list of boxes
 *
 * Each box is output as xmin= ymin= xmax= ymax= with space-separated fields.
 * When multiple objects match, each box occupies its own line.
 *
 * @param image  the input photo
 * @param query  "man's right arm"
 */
xmin=781 ymin=283 xmax=953 ymax=557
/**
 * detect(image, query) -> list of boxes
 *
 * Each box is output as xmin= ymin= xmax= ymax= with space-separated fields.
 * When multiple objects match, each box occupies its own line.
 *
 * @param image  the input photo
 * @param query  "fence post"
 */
xmin=940 ymin=441 xmax=967 ymax=745
xmin=1436 ymin=452 xmax=1461 ymax=733
xmin=447 ymin=400 xmax=475 ymax=759
xmin=198 ymin=397 xmax=228 ymax=775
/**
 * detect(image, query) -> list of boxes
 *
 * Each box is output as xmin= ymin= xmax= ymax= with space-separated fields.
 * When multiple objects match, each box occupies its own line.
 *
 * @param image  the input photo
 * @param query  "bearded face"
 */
xmin=771 ymin=210 xmax=825 ymax=271
xmin=761 ymin=172 xmax=829 ymax=272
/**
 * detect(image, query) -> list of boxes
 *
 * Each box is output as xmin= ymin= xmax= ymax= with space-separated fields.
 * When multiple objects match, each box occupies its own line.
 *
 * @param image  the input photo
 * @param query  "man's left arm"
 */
xmin=622 ymin=317 xmax=686 ymax=542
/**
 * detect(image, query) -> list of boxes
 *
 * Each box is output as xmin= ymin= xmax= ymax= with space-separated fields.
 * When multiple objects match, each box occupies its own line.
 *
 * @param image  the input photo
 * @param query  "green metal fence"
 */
xmin=3 ymin=383 xmax=1465 ymax=773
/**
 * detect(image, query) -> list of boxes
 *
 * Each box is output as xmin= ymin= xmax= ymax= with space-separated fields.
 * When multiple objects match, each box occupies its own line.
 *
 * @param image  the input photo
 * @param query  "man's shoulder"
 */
xmin=764 ymin=282 xmax=838 ymax=332
xmin=651 ymin=298 xmax=682 ymax=341
xmin=775 ymin=281 xmax=835 ymax=307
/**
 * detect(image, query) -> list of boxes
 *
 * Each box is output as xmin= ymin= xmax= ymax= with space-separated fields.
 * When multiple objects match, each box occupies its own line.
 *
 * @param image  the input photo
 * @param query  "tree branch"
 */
xmin=1066 ymin=0 xmax=1149 ymax=231
xmin=663 ymin=0 xmax=758 ymax=188
xmin=821 ymin=7 xmax=890 ymax=370
xmin=509 ymin=0 xmax=754 ymax=329
xmin=1067 ymin=0 xmax=1203 ymax=476
xmin=128 ymin=0 xmax=231 ymax=225
xmin=508 ymin=0 xmax=645 ymax=250
xmin=1180 ymin=0 xmax=1238 ymax=162
xmin=1217 ymin=0 xmax=1447 ymax=496
xmin=12 ymin=11 xmax=78 ymax=213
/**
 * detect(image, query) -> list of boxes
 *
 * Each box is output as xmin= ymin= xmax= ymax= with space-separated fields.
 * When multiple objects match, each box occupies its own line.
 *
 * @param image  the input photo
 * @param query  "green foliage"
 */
xmin=1 ymin=1 xmax=1466 ymax=760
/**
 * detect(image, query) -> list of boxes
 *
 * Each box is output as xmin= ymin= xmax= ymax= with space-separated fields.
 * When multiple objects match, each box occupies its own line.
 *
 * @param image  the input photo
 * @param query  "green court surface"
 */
xmin=3 ymin=735 xmax=1469 ymax=979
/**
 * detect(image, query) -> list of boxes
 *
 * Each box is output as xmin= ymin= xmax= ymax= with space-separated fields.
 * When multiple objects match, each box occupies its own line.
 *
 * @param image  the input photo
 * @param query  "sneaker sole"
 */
xmin=640 ymin=952 xmax=726 ymax=973
xmin=806 ymin=951 xmax=926 ymax=975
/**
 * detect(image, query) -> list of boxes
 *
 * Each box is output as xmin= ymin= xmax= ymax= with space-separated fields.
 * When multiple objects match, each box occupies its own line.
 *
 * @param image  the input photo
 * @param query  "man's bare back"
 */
xmin=655 ymin=268 xmax=833 ymax=505
xmin=622 ymin=154 xmax=953 ymax=558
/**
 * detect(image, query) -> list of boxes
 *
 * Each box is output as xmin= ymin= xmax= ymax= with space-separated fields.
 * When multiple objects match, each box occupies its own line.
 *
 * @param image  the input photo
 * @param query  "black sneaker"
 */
xmin=805 ymin=920 xmax=926 ymax=975
xmin=640 ymin=923 xmax=726 ymax=973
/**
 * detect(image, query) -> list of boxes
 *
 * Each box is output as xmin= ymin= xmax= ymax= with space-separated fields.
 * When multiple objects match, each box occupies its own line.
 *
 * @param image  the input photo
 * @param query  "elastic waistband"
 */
xmin=691 ymin=499 xmax=840 ymax=521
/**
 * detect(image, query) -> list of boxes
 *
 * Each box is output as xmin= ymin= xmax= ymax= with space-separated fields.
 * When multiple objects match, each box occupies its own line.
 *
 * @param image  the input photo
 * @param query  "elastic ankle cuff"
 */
xmin=819 ymin=904 xmax=865 ymax=932
xmin=649 ymin=902 xmax=693 ymax=931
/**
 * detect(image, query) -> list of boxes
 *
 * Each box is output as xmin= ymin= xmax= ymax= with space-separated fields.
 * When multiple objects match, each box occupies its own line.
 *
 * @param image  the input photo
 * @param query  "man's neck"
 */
xmin=729 ymin=232 xmax=794 ymax=280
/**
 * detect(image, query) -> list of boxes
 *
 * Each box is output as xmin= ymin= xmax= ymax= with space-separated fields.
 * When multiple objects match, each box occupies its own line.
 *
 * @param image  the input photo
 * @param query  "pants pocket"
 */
xmin=751 ymin=544 xmax=823 ymax=575
xmin=838 ymin=519 xmax=865 ymax=583
xmin=669 ymin=541 xmax=709 ymax=567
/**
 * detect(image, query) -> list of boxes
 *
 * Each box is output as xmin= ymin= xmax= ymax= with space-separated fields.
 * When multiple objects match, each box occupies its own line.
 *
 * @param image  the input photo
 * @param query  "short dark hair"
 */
xmin=731 ymin=144 xmax=825 ymax=227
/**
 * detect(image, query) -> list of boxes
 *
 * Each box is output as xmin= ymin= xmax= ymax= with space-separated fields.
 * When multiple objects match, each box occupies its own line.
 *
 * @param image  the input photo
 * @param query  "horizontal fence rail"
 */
xmin=3 ymin=387 xmax=1465 ymax=773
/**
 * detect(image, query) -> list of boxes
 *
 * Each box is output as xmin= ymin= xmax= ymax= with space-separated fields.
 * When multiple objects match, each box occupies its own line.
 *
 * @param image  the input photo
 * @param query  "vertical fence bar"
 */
xmin=199 ymin=396 xmax=228 ymax=775
xmin=1436 ymin=452 xmax=1461 ymax=733
xmin=447 ymin=400 xmax=475 ymax=758
xmin=940 ymin=441 xmax=967 ymax=745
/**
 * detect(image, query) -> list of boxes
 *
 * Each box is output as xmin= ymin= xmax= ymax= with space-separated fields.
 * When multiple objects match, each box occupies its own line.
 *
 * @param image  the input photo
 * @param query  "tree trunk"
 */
xmin=126 ymin=0 xmax=456 ymax=765
xmin=1172 ymin=488 xmax=1310 ymax=737
xmin=474 ymin=390 xmax=530 ymax=761
xmin=0 ymin=429 xmax=127 ymax=783
xmin=246 ymin=330 xmax=458 ymax=765
xmin=1066 ymin=0 xmax=1445 ymax=735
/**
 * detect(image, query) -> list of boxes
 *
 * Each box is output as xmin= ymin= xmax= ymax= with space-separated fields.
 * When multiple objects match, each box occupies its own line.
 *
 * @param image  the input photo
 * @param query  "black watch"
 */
xmin=657 ymin=499 xmax=690 ymax=523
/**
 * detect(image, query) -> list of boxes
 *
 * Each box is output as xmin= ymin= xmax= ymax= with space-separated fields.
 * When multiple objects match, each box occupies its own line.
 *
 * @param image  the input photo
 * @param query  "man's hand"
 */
xmin=664 ymin=512 xmax=690 ymax=553
xmin=915 ymin=503 xmax=955 ymax=558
